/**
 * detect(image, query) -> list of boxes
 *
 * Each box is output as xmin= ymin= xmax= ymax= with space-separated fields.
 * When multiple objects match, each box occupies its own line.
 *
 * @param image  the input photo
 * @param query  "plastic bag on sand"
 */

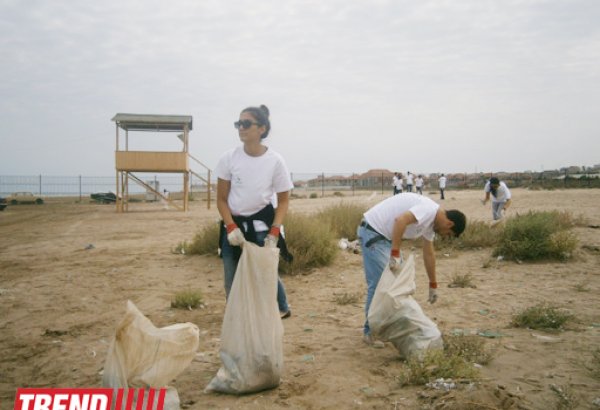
xmin=102 ymin=301 xmax=200 ymax=409
xmin=368 ymin=254 xmax=442 ymax=359
xmin=205 ymin=242 xmax=284 ymax=394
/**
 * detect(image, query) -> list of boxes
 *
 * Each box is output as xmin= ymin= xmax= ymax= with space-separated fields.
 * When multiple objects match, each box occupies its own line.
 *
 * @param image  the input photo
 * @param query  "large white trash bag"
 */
xmin=368 ymin=254 xmax=443 ymax=359
xmin=205 ymin=242 xmax=284 ymax=394
xmin=102 ymin=301 xmax=200 ymax=409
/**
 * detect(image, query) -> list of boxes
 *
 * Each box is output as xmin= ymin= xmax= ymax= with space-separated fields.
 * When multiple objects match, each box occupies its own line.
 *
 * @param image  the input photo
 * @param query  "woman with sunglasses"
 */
xmin=215 ymin=105 xmax=293 ymax=319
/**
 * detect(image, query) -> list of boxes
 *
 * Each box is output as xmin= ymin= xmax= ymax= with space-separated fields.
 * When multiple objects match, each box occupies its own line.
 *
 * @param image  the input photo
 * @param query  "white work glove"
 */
xmin=428 ymin=284 xmax=438 ymax=304
xmin=388 ymin=249 xmax=404 ymax=274
xmin=264 ymin=225 xmax=281 ymax=248
xmin=226 ymin=224 xmax=246 ymax=247
xmin=264 ymin=234 xmax=278 ymax=248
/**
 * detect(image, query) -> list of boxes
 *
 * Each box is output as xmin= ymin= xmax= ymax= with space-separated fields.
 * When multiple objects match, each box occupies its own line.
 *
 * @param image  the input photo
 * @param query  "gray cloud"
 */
xmin=1 ymin=0 xmax=599 ymax=176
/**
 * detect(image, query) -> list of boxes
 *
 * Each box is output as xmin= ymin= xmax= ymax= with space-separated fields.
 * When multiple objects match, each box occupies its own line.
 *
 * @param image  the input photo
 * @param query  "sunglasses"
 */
xmin=234 ymin=119 xmax=261 ymax=130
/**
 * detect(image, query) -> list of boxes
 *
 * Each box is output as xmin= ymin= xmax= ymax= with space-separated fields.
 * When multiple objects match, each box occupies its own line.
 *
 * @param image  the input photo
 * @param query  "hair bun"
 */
xmin=259 ymin=104 xmax=270 ymax=118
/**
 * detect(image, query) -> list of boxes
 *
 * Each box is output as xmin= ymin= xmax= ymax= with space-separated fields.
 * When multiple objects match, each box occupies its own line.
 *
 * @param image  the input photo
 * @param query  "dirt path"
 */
xmin=1 ymin=189 xmax=599 ymax=409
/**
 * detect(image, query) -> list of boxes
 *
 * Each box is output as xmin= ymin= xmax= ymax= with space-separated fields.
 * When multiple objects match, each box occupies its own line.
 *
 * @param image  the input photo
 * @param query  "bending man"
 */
xmin=358 ymin=193 xmax=466 ymax=345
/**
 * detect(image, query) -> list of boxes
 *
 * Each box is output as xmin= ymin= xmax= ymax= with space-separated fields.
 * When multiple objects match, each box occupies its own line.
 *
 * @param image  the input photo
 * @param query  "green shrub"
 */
xmin=511 ymin=303 xmax=572 ymax=330
xmin=309 ymin=192 xmax=319 ymax=199
xmin=398 ymin=349 xmax=479 ymax=386
xmin=493 ymin=211 xmax=578 ymax=261
xmin=316 ymin=202 xmax=367 ymax=240
xmin=280 ymin=211 xmax=338 ymax=274
xmin=443 ymin=334 xmax=493 ymax=365
xmin=171 ymin=289 xmax=203 ymax=309
xmin=333 ymin=191 xmax=344 ymax=197
xmin=185 ymin=221 xmax=221 ymax=256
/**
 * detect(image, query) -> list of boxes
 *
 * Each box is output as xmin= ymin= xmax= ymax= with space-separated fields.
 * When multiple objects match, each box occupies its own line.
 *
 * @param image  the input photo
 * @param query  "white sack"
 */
xmin=205 ymin=242 xmax=284 ymax=394
xmin=102 ymin=301 xmax=200 ymax=409
xmin=367 ymin=254 xmax=442 ymax=359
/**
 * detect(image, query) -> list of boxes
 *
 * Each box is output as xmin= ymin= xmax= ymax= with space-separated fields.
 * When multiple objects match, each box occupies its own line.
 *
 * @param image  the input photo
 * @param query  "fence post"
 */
xmin=381 ymin=172 xmax=384 ymax=194
xmin=352 ymin=173 xmax=355 ymax=196
xmin=79 ymin=175 xmax=82 ymax=202
xmin=39 ymin=174 xmax=42 ymax=195
xmin=321 ymin=172 xmax=325 ymax=197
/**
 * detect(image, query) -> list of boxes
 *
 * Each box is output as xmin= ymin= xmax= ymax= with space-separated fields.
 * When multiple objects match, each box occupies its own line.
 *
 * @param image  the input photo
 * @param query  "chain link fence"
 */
xmin=1 ymin=171 xmax=599 ymax=199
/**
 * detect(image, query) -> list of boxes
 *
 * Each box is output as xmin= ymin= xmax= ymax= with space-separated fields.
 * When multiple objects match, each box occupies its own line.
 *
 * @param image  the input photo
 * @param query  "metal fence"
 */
xmin=1 ymin=172 xmax=599 ymax=199
xmin=0 ymin=173 xmax=210 ymax=199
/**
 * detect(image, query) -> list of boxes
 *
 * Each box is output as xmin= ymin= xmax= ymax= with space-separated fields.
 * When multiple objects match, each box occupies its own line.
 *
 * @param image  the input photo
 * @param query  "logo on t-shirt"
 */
xmin=232 ymin=175 xmax=243 ymax=185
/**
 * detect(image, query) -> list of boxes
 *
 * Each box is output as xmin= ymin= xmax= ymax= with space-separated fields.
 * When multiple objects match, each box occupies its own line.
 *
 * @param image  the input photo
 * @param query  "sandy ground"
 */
xmin=1 ymin=189 xmax=599 ymax=410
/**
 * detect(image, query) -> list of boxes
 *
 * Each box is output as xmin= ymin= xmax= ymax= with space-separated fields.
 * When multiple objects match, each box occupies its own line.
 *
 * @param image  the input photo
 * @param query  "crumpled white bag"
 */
xmin=102 ymin=301 xmax=200 ymax=409
xmin=205 ymin=242 xmax=284 ymax=394
xmin=368 ymin=254 xmax=442 ymax=359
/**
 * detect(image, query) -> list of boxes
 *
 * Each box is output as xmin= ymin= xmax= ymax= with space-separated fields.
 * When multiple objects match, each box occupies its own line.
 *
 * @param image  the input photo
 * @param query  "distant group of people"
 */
xmin=393 ymin=172 xmax=447 ymax=200
xmin=392 ymin=172 xmax=424 ymax=195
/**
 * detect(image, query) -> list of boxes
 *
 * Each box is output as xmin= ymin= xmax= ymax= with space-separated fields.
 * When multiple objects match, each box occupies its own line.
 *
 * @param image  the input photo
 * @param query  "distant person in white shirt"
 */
xmin=482 ymin=177 xmax=512 ymax=220
xmin=406 ymin=172 xmax=414 ymax=192
xmin=392 ymin=173 xmax=399 ymax=195
xmin=415 ymin=175 xmax=424 ymax=195
xmin=392 ymin=172 xmax=404 ymax=195
xmin=438 ymin=174 xmax=447 ymax=200
xmin=357 ymin=193 xmax=466 ymax=345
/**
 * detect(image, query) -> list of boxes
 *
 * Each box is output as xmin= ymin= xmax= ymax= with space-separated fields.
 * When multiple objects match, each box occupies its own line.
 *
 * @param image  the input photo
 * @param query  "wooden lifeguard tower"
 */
xmin=112 ymin=113 xmax=211 ymax=212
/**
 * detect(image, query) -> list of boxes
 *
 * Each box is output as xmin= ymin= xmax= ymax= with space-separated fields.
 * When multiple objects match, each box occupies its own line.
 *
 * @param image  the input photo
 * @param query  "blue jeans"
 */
xmin=492 ymin=201 xmax=506 ymax=220
xmin=357 ymin=225 xmax=391 ymax=336
xmin=221 ymin=230 xmax=290 ymax=313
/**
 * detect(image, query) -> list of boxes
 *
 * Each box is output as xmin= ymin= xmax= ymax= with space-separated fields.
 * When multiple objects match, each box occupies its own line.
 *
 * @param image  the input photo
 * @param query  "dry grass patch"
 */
xmin=184 ymin=221 xmax=220 ymax=256
xmin=550 ymin=383 xmax=580 ymax=410
xmin=457 ymin=220 xmax=500 ymax=249
xmin=590 ymin=348 xmax=600 ymax=380
xmin=316 ymin=202 xmax=367 ymax=240
xmin=333 ymin=292 xmax=361 ymax=305
xmin=280 ymin=211 xmax=338 ymax=274
xmin=448 ymin=273 xmax=476 ymax=289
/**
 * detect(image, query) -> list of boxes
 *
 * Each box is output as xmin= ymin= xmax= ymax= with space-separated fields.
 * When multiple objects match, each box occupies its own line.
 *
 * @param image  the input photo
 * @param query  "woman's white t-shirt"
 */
xmin=215 ymin=146 xmax=293 ymax=219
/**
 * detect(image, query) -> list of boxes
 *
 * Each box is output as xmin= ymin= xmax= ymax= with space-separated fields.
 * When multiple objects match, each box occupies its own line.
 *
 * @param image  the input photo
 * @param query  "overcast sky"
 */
xmin=1 ymin=0 xmax=599 ymax=177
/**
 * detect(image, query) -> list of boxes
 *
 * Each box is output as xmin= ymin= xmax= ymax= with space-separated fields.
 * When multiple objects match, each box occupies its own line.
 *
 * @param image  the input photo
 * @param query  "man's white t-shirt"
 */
xmin=438 ymin=176 xmax=447 ymax=189
xmin=484 ymin=181 xmax=511 ymax=203
xmin=415 ymin=177 xmax=424 ymax=188
xmin=406 ymin=174 xmax=414 ymax=185
xmin=363 ymin=193 xmax=440 ymax=242
xmin=215 ymin=146 xmax=293 ymax=222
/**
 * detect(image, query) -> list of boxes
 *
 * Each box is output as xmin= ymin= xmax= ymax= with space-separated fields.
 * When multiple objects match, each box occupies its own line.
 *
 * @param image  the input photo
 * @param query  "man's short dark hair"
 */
xmin=446 ymin=210 xmax=466 ymax=237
